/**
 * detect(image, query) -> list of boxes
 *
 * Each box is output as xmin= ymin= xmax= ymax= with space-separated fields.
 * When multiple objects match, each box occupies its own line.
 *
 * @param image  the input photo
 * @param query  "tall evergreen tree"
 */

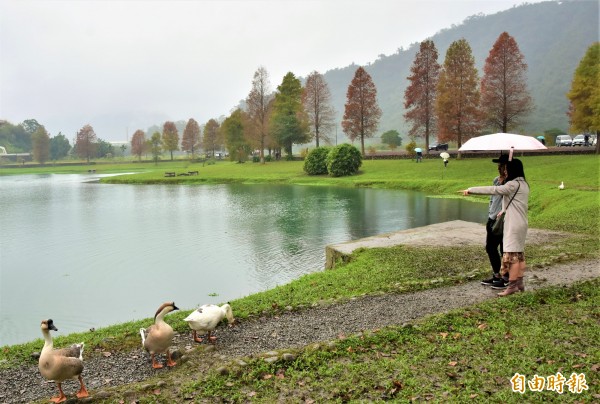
xmin=436 ymin=39 xmax=482 ymax=153
xmin=223 ymin=109 xmax=250 ymax=163
xmin=302 ymin=71 xmax=335 ymax=147
xmin=49 ymin=133 xmax=71 ymax=161
xmin=404 ymin=40 xmax=441 ymax=152
xmin=480 ymin=32 xmax=533 ymax=133
xmin=342 ymin=66 xmax=382 ymax=156
xmin=567 ymin=42 xmax=600 ymax=154
xmin=150 ymin=131 xmax=162 ymax=164
xmin=271 ymin=72 xmax=310 ymax=157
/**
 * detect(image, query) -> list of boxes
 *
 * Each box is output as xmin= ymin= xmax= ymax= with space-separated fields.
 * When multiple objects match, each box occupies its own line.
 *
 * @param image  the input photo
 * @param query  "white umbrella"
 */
xmin=440 ymin=152 xmax=450 ymax=159
xmin=459 ymin=133 xmax=547 ymax=151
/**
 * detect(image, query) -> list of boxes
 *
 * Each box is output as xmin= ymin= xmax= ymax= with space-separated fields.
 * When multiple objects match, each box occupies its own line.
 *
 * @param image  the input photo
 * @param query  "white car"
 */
xmin=555 ymin=135 xmax=572 ymax=147
xmin=572 ymin=134 xmax=585 ymax=146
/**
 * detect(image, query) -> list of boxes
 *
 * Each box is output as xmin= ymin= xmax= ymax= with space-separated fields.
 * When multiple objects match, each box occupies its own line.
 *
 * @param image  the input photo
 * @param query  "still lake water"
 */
xmin=0 ymin=173 xmax=487 ymax=346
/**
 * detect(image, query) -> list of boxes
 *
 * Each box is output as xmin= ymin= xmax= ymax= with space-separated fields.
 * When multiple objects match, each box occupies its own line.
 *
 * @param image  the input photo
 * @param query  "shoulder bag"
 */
xmin=491 ymin=181 xmax=521 ymax=236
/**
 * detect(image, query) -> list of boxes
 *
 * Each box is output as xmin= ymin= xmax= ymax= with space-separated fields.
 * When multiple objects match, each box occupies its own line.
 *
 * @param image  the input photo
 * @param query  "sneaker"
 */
xmin=480 ymin=277 xmax=498 ymax=286
xmin=491 ymin=278 xmax=508 ymax=289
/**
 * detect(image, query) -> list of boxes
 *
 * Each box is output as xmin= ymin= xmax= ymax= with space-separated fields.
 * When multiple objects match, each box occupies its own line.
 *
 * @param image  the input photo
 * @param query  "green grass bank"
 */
xmin=1 ymin=154 xmax=598 ymax=402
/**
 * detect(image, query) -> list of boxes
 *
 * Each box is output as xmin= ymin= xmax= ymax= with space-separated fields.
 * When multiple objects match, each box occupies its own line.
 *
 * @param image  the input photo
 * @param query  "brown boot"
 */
xmin=517 ymin=277 xmax=525 ymax=292
xmin=497 ymin=280 xmax=520 ymax=297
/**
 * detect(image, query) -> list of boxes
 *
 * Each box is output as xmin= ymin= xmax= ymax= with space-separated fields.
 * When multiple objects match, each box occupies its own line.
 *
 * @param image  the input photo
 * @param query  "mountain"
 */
xmin=323 ymin=0 xmax=599 ymax=142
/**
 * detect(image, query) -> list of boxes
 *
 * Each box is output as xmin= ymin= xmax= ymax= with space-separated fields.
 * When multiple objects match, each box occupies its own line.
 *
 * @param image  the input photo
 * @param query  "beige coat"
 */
xmin=468 ymin=178 xmax=529 ymax=252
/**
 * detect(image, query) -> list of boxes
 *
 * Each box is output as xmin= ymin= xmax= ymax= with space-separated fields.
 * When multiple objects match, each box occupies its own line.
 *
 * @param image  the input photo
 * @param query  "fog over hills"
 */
xmin=321 ymin=0 xmax=599 ymax=143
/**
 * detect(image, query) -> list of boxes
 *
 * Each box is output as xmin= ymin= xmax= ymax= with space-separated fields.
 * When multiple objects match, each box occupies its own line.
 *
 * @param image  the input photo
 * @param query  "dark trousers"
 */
xmin=485 ymin=218 xmax=504 ymax=276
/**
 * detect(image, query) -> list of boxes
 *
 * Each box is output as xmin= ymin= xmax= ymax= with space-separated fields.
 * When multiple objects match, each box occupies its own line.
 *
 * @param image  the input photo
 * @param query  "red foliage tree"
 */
xmin=182 ymin=118 xmax=201 ymax=156
xmin=480 ymin=32 xmax=533 ymax=133
xmin=161 ymin=121 xmax=179 ymax=161
xmin=130 ymin=129 xmax=145 ymax=161
xmin=75 ymin=124 xmax=97 ymax=163
xmin=404 ymin=40 xmax=441 ymax=153
xmin=203 ymin=119 xmax=222 ymax=156
xmin=342 ymin=66 xmax=382 ymax=156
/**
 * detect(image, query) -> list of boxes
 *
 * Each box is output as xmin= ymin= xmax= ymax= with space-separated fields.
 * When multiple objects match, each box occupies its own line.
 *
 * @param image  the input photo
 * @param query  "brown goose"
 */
xmin=38 ymin=319 xmax=89 ymax=403
xmin=140 ymin=301 xmax=179 ymax=369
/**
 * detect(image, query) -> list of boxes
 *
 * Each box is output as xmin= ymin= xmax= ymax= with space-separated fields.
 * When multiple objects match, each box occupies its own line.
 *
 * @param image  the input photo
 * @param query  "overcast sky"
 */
xmin=1 ymin=0 xmax=542 ymax=142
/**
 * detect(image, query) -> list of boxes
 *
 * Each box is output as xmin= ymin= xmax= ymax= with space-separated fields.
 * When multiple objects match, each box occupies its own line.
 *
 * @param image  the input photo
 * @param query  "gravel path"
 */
xmin=1 ymin=258 xmax=598 ymax=403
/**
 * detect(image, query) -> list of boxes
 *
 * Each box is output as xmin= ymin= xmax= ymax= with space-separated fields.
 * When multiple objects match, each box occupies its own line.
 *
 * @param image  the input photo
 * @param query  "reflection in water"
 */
xmin=0 ymin=175 xmax=487 ymax=346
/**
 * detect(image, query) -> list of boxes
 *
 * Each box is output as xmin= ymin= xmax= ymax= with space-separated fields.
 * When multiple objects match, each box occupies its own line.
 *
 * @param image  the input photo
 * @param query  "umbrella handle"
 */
xmin=509 ymin=147 xmax=514 ymax=161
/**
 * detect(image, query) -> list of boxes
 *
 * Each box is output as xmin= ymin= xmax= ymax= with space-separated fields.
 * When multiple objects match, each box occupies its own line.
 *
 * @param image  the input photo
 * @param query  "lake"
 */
xmin=0 ymin=173 xmax=487 ymax=346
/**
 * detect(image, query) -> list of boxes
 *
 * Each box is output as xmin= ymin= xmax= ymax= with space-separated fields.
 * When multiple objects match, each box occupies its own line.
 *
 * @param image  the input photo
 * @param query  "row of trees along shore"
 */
xmin=2 ymin=35 xmax=598 ymax=164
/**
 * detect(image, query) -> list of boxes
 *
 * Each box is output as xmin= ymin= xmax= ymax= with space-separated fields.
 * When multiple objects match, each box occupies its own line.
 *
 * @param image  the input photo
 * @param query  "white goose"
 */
xmin=184 ymin=303 xmax=235 ymax=343
xmin=140 ymin=301 xmax=179 ymax=369
xmin=38 ymin=319 xmax=89 ymax=403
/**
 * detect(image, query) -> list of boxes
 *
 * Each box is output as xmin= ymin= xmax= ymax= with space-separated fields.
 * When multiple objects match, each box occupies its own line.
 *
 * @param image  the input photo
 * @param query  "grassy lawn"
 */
xmin=1 ymin=154 xmax=598 ymax=402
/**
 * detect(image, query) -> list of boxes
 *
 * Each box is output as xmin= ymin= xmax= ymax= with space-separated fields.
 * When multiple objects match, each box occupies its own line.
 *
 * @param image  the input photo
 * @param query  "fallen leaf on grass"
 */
xmin=262 ymin=374 xmax=273 ymax=380
xmin=477 ymin=323 xmax=488 ymax=330
xmin=439 ymin=332 xmax=448 ymax=339
xmin=248 ymin=391 xmax=257 ymax=397
xmin=572 ymin=364 xmax=585 ymax=369
xmin=591 ymin=364 xmax=599 ymax=371
xmin=448 ymin=361 xmax=458 ymax=367
xmin=470 ymin=394 xmax=478 ymax=398
xmin=153 ymin=389 xmax=160 ymax=395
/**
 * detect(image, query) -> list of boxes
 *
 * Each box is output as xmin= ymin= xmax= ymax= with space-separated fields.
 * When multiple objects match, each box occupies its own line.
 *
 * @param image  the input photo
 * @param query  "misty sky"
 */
xmin=0 ymin=0 xmax=542 ymax=142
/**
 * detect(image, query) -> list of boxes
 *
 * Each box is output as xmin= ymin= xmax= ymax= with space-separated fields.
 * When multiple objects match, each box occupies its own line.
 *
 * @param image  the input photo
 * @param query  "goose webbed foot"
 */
xmin=76 ymin=375 xmax=90 ymax=398
xmin=50 ymin=383 xmax=67 ymax=403
xmin=151 ymin=354 xmax=164 ymax=369
xmin=166 ymin=351 xmax=177 ymax=367
xmin=193 ymin=330 xmax=204 ymax=343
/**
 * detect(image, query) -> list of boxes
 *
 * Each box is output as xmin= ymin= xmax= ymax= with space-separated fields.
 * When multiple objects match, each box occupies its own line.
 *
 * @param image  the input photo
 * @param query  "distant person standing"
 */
xmin=461 ymin=158 xmax=530 ymax=297
xmin=584 ymin=134 xmax=589 ymax=146
xmin=480 ymin=155 xmax=508 ymax=289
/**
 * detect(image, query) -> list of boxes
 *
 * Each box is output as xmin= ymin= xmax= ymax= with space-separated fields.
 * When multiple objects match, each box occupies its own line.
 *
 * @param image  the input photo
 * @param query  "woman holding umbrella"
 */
xmin=460 ymin=158 xmax=530 ymax=297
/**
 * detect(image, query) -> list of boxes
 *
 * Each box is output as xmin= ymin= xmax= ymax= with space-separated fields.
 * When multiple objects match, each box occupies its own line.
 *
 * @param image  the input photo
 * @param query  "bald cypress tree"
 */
xmin=436 ymin=39 xmax=482 ymax=153
xmin=480 ymin=32 xmax=533 ymax=133
xmin=342 ymin=67 xmax=381 ymax=157
xmin=404 ymin=40 xmax=441 ymax=152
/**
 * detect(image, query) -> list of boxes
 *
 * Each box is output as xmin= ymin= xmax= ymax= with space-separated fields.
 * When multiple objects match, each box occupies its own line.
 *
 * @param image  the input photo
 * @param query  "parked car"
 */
xmin=555 ymin=135 xmax=572 ymax=147
xmin=572 ymin=134 xmax=585 ymax=146
xmin=428 ymin=143 xmax=449 ymax=151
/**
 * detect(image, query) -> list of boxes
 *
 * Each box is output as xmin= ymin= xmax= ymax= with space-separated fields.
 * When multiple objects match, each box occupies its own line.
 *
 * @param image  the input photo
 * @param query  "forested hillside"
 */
xmin=324 ymin=0 xmax=599 ymax=141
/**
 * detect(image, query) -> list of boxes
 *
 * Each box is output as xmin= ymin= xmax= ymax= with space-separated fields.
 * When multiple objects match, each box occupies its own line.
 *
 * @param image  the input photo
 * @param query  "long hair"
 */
xmin=506 ymin=158 xmax=526 ymax=182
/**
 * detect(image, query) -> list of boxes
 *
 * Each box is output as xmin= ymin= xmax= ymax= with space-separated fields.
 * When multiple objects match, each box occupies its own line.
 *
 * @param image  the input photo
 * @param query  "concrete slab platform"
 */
xmin=324 ymin=220 xmax=569 ymax=269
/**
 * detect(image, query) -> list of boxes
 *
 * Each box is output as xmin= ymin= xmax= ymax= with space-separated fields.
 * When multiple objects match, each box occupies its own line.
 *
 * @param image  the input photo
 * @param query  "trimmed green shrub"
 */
xmin=326 ymin=143 xmax=362 ymax=177
xmin=303 ymin=147 xmax=331 ymax=175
